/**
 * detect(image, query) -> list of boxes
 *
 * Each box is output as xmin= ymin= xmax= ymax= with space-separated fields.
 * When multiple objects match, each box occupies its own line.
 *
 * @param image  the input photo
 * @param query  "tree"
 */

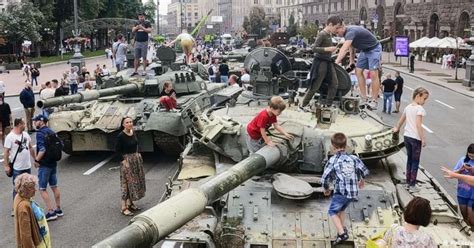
xmin=299 ymin=24 xmax=318 ymax=44
xmin=143 ymin=0 xmax=156 ymax=24
xmin=0 ymin=2 xmax=44 ymax=54
xmin=242 ymin=6 xmax=269 ymax=39
xmin=287 ymin=13 xmax=298 ymax=37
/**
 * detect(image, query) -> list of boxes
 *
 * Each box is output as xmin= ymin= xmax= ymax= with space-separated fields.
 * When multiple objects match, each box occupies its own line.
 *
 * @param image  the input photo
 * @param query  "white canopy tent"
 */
xmin=409 ymin=37 xmax=430 ymax=48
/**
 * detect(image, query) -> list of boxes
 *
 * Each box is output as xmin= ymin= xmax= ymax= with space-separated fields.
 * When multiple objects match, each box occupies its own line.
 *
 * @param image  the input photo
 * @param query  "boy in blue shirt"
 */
xmin=321 ymin=132 xmax=369 ymax=245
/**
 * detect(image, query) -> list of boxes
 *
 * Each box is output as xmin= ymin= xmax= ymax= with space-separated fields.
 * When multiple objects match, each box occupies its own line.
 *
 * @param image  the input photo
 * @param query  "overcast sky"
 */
xmin=150 ymin=0 xmax=170 ymax=15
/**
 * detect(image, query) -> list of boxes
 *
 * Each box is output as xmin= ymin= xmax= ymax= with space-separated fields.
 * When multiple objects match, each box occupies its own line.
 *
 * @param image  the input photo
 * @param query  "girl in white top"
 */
xmin=393 ymin=87 xmax=430 ymax=192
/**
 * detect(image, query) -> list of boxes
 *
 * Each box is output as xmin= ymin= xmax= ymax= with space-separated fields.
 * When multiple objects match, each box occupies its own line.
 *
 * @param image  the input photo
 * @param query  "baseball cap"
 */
xmin=137 ymin=11 xmax=145 ymax=16
xmin=32 ymin=114 xmax=48 ymax=122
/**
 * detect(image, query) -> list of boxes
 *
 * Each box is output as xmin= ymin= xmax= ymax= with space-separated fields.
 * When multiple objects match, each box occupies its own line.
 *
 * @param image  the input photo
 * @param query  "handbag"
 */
xmin=6 ymin=133 xmax=23 ymax=177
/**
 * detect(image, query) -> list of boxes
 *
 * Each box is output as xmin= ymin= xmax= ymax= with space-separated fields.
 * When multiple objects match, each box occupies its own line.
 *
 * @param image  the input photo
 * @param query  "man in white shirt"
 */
xmin=228 ymin=75 xmax=240 ymax=87
xmin=240 ymin=68 xmax=250 ymax=85
xmin=3 ymin=118 xmax=36 ymax=201
xmin=113 ymin=34 xmax=128 ymax=72
xmin=39 ymin=81 xmax=56 ymax=100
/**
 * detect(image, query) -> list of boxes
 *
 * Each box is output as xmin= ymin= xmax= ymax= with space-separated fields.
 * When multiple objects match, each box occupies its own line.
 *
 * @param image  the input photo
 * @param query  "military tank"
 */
xmin=38 ymin=47 xmax=242 ymax=155
xmin=94 ymin=47 xmax=473 ymax=247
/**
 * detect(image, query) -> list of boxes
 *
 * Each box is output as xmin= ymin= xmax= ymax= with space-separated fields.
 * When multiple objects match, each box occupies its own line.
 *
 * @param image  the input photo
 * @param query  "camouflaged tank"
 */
xmin=38 ymin=47 xmax=242 ymax=155
xmin=94 ymin=47 xmax=474 ymax=248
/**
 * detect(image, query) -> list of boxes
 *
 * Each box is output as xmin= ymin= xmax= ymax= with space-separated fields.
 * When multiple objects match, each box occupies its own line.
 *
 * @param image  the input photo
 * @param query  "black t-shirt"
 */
xmin=395 ymin=76 xmax=404 ymax=94
xmin=54 ymin=86 xmax=69 ymax=97
xmin=382 ymin=79 xmax=397 ymax=92
xmin=219 ymin=64 xmax=229 ymax=76
xmin=0 ymin=103 xmax=11 ymax=127
xmin=115 ymin=131 xmax=138 ymax=156
xmin=134 ymin=20 xmax=152 ymax=42
xmin=160 ymin=88 xmax=176 ymax=97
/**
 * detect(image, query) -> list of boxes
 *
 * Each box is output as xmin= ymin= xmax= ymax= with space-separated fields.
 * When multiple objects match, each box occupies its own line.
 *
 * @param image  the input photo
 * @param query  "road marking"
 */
xmin=435 ymin=99 xmax=455 ymax=110
xmin=422 ymin=124 xmax=434 ymax=134
xmin=404 ymin=86 xmax=414 ymax=91
xmin=83 ymin=155 xmax=114 ymax=175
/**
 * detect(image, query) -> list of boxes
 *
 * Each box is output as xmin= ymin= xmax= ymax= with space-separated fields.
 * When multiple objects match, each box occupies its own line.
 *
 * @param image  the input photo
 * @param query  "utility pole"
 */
xmin=156 ymin=0 xmax=160 ymax=35
xmin=70 ymin=0 xmax=85 ymax=68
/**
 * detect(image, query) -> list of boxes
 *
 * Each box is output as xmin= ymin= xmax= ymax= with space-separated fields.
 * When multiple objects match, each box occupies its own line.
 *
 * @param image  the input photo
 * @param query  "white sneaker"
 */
xmin=409 ymin=186 xmax=420 ymax=193
xmin=367 ymin=100 xmax=378 ymax=110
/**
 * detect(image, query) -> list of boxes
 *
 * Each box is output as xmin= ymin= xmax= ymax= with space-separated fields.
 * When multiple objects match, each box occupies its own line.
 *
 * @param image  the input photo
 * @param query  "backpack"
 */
xmin=42 ymin=131 xmax=63 ymax=162
xmin=208 ymin=66 xmax=214 ymax=76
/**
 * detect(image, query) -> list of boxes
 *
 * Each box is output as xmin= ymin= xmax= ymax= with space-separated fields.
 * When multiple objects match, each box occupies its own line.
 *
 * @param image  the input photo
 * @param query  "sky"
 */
xmin=148 ymin=0 xmax=171 ymax=15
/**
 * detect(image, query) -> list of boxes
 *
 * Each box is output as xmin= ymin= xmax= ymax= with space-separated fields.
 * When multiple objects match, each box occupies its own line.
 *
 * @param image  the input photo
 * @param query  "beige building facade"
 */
xmin=167 ymin=0 xmax=201 ymax=35
xmin=281 ymin=0 xmax=473 ymax=41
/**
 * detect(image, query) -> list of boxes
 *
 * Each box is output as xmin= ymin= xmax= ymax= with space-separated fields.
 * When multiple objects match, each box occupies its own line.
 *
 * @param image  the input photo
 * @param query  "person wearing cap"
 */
xmin=131 ymin=12 xmax=152 ymax=77
xmin=33 ymin=114 xmax=63 ymax=221
xmin=240 ymin=68 xmax=250 ymax=86
xmin=19 ymin=83 xmax=35 ymax=132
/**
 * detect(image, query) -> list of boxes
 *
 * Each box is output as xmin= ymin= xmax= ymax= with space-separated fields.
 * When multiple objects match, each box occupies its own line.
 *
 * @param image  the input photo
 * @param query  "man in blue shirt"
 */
xmin=321 ymin=132 xmax=369 ymax=245
xmin=33 ymin=114 xmax=63 ymax=221
xmin=332 ymin=15 xmax=382 ymax=110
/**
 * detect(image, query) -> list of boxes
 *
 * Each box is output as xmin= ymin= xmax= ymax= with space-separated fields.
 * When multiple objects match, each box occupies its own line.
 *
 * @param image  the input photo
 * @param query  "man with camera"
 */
xmin=3 ymin=118 xmax=36 ymax=214
xmin=131 ymin=11 xmax=152 ymax=76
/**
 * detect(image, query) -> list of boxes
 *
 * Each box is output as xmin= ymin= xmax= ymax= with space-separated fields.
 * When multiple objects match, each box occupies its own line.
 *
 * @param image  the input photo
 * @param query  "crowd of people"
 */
xmin=2 ymin=10 xmax=472 ymax=247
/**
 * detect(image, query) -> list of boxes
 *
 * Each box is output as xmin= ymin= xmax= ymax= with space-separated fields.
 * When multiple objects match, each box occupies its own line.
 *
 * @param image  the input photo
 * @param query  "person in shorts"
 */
xmin=321 ymin=132 xmax=369 ymax=245
xmin=131 ymin=12 xmax=152 ymax=76
xmin=33 ymin=114 xmax=63 ymax=221
xmin=167 ymin=29 xmax=196 ymax=64
xmin=333 ymin=15 xmax=382 ymax=110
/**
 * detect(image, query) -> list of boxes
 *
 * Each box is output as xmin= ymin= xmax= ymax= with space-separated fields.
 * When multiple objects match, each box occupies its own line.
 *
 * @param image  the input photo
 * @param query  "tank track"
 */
xmin=153 ymin=131 xmax=187 ymax=156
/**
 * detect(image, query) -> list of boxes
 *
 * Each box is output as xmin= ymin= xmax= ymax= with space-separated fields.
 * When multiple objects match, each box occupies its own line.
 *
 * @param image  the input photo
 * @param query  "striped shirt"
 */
xmin=321 ymin=151 xmax=369 ymax=199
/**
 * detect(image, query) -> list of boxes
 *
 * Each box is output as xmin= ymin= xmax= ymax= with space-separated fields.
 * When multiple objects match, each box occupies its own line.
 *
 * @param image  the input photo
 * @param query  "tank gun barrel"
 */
xmin=93 ymin=145 xmax=287 ymax=247
xmin=37 ymin=83 xmax=142 ymax=108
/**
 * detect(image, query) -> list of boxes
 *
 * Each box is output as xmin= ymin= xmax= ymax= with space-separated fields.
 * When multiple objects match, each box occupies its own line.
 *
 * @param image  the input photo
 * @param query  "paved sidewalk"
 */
xmin=0 ymin=55 xmax=114 ymax=97
xmin=381 ymin=52 xmax=473 ymax=98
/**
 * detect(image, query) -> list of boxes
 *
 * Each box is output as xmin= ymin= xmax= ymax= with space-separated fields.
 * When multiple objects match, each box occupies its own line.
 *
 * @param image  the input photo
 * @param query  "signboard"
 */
xmin=211 ymin=16 xmax=223 ymax=23
xmin=394 ymin=36 xmax=410 ymax=57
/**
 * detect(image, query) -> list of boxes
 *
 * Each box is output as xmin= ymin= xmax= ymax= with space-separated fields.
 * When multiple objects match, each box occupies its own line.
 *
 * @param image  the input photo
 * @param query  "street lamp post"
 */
xmin=70 ymin=0 xmax=85 ymax=69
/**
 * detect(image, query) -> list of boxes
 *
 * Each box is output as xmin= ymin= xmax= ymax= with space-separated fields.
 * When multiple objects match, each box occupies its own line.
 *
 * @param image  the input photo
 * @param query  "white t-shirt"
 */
xmin=241 ymin=73 xmax=250 ymax=83
xmin=0 ymin=80 xmax=5 ymax=93
xmin=102 ymin=68 xmax=110 ymax=76
xmin=403 ymin=103 xmax=426 ymax=140
xmin=4 ymin=131 xmax=32 ymax=170
xmin=177 ymin=33 xmax=194 ymax=42
xmin=40 ymin=88 xmax=55 ymax=100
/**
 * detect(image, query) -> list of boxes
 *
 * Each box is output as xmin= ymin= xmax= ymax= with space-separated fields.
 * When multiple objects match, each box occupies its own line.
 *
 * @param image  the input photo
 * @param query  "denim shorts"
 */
xmin=356 ymin=44 xmax=381 ymax=71
xmin=328 ymin=193 xmax=353 ymax=216
xmin=458 ymin=196 xmax=474 ymax=208
xmin=38 ymin=166 xmax=58 ymax=190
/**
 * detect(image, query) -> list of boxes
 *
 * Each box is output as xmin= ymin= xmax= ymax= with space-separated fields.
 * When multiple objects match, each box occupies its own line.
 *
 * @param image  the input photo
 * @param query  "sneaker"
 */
xmin=130 ymin=72 xmax=139 ymax=76
xmin=45 ymin=211 xmax=58 ymax=221
xmin=331 ymin=232 xmax=349 ymax=245
xmin=55 ymin=208 xmax=64 ymax=217
xmin=141 ymin=72 xmax=147 ymax=76
xmin=367 ymin=101 xmax=378 ymax=110
xmin=409 ymin=186 xmax=420 ymax=193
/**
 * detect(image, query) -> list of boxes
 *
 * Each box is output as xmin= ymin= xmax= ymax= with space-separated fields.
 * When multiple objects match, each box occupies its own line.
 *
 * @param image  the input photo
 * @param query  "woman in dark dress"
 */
xmin=115 ymin=117 xmax=146 ymax=216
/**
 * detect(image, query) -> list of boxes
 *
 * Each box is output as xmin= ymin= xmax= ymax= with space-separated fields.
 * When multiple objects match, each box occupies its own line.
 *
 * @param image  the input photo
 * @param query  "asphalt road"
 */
xmin=0 ymin=69 xmax=472 ymax=247
xmin=379 ymin=69 xmax=474 ymax=199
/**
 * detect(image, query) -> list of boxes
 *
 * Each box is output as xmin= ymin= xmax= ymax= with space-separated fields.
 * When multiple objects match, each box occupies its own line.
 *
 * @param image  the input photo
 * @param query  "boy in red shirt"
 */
xmin=246 ymin=96 xmax=294 ymax=153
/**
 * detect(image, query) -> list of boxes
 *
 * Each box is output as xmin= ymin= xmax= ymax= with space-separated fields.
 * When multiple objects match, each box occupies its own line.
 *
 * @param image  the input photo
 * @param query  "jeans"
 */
xmin=38 ymin=166 xmax=58 ymax=190
xmin=70 ymin=83 xmax=78 ymax=94
xmin=12 ymin=168 xmax=31 ymax=199
xmin=31 ymin=76 xmax=38 ymax=86
xmin=220 ymin=75 xmax=229 ymax=84
xmin=328 ymin=193 xmax=353 ymax=216
xmin=404 ymin=136 xmax=422 ymax=186
xmin=383 ymin=92 xmax=393 ymax=113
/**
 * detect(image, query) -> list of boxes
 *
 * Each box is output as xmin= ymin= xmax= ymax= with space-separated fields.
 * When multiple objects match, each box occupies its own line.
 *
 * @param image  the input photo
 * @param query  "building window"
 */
xmin=254 ymin=0 xmax=258 ymax=4
xmin=313 ymin=6 xmax=316 ymax=13
xmin=341 ymin=0 xmax=344 ymax=10
xmin=333 ymin=2 xmax=337 ymax=11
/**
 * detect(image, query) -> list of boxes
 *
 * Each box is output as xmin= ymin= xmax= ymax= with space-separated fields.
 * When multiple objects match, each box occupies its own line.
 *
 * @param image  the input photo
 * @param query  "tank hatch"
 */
xmin=272 ymin=173 xmax=313 ymax=200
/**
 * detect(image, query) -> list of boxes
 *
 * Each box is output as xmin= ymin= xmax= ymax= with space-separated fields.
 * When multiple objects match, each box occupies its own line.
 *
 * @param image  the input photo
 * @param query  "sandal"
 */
xmin=121 ymin=208 xmax=134 ymax=216
xmin=128 ymin=204 xmax=142 ymax=211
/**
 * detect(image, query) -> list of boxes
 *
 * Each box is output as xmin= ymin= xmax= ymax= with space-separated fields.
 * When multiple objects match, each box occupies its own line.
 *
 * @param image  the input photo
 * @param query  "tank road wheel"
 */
xmin=153 ymin=131 xmax=187 ymax=156
xmin=57 ymin=132 xmax=73 ymax=155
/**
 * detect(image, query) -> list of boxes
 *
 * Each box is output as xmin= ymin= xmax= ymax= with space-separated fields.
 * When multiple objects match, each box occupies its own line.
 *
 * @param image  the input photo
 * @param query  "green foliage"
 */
xmin=143 ymin=0 xmax=156 ymax=24
xmin=287 ymin=13 xmax=298 ymax=37
xmin=299 ymin=24 xmax=319 ymax=44
xmin=0 ymin=2 xmax=45 ymax=44
xmin=243 ymin=6 xmax=269 ymax=39
xmin=152 ymin=35 xmax=165 ymax=43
